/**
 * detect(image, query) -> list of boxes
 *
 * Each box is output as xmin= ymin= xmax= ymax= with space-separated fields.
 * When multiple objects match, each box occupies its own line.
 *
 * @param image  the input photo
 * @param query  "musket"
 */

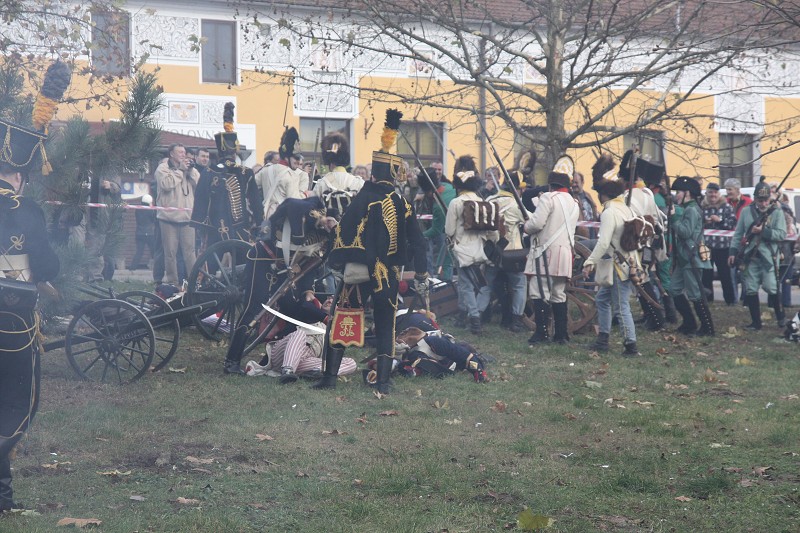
xmin=733 ymin=154 xmax=800 ymax=269
xmin=309 ymin=127 xmax=321 ymax=185
xmin=625 ymin=146 xmax=638 ymax=208
xmin=612 ymin=248 xmax=664 ymax=310
xmin=472 ymin=108 xmax=529 ymax=222
xmin=397 ymin=128 xmax=485 ymax=289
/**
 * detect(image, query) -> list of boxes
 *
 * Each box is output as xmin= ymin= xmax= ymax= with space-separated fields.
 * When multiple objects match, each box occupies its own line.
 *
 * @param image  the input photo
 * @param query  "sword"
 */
xmin=261 ymin=304 xmax=326 ymax=334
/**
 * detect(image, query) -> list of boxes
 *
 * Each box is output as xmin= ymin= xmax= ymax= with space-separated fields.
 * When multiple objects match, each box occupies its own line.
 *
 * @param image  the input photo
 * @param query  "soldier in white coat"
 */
xmin=258 ymin=127 xmax=310 ymax=220
xmin=312 ymin=132 xmax=363 ymax=216
xmin=524 ymin=156 xmax=580 ymax=345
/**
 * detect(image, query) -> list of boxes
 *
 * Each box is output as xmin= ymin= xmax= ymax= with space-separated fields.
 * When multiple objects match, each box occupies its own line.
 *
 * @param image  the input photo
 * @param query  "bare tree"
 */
xmin=234 ymin=0 xmax=800 ymax=174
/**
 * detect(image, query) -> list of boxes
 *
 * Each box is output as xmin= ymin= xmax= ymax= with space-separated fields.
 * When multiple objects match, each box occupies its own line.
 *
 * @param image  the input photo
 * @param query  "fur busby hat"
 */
xmin=417 ymin=167 xmax=439 ymax=193
xmin=372 ymin=109 xmax=407 ymax=183
xmin=214 ymin=102 xmax=239 ymax=158
xmin=619 ymin=149 xmax=665 ymax=188
xmin=513 ymin=149 xmax=537 ymax=185
xmin=754 ymin=175 xmax=771 ymax=200
xmin=672 ymin=176 xmax=702 ymax=198
xmin=279 ymin=126 xmax=300 ymax=160
xmin=591 ymin=153 xmax=625 ymax=198
xmin=453 ymin=154 xmax=481 ymax=191
xmin=549 ymin=155 xmax=574 ymax=188
xmin=321 ymin=132 xmax=350 ymax=168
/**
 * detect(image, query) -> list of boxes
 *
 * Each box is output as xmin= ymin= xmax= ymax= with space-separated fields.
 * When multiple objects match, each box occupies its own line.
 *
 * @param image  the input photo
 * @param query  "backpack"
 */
xmin=320 ymin=179 xmax=356 ymax=216
xmin=462 ymin=200 xmax=500 ymax=231
xmin=620 ymin=215 xmax=656 ymax=252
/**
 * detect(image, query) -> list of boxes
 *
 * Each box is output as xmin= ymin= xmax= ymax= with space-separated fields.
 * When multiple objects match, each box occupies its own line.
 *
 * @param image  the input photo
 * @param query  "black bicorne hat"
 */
xmin=620 ymin=150 xmax=665 ymax=187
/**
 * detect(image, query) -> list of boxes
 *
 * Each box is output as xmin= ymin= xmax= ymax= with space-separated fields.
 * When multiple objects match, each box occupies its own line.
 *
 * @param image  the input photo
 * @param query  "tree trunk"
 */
xmin=542 ymin=0 xmax=567 ymax=182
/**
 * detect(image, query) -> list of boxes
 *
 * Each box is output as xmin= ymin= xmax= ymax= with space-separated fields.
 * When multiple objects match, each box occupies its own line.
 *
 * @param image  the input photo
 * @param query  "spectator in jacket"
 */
xmin=701 ymin=182 xmax=737 ymax=304
xmin=130 ymin=194 xmax=157 ymax=269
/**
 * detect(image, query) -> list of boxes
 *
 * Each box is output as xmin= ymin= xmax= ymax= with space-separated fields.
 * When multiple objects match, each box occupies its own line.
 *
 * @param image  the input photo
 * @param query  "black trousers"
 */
xmin=702 ymin=247 xmax=735 ymax=304
xmin=0 ymin=311 xmax=41 ymax=493
xmin=131 ymin=234 xmax=155 ymax=268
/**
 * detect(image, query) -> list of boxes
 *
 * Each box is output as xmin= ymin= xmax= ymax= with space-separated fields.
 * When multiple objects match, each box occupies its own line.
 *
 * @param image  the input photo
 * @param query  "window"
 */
xmin=201 ymin=20 xmax=237 ymax=84
xmin=397 ymin=122 xmax=444 ymax=170
xmin=299 ymin=118 xmax=350 ymax=171
xmin=512 ymin=127 xmax=549 ymax=185
xmin=622 ymin=130 xmax=665 ymax=165
xmin=92 ymin=10 xmax=130 ymax=77
xmin=719 ymin=133 xmax=756 ymax=186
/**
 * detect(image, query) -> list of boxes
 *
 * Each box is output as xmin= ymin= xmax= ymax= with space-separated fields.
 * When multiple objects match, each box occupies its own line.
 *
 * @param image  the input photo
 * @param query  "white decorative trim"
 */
xmin=294 ymin=71 xmax=358 ymax=118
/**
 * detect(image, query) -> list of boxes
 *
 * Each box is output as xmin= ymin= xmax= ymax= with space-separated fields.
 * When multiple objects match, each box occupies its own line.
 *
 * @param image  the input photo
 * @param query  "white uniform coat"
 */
xmin=523 ymin=190 xmax=579 ymax=278
xmin=312 ymin=167 xmax=364 ymax=201
xmin=445 ymin=191 xmax=498 ymax=268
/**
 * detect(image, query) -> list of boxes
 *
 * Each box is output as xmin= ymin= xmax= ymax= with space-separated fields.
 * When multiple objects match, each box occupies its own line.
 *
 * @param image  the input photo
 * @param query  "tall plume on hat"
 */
xmin=591 ymin=153 xmax=625 ymax=199
xmin=32 ymin=60 xmax=72 ymax=132
xmin=371 ymin=109 xmax=406 ymax=183
xmin=214 ymin=101 xmax=239 ymax=158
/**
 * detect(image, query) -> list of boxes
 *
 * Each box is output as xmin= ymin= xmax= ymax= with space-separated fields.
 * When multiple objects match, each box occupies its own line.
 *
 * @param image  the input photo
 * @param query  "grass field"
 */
xmin=2 ymin=299 xmax=800 ymax=532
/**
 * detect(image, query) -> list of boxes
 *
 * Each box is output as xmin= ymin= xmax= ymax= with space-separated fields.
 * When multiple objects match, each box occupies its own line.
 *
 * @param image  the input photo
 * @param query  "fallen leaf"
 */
xmin=18 ymin=509 xmax=41 ymax=516
xmin=57 ymin=517 xmax=102 ymax=528
xmin=372 ymin=390 xmax=385 ymax=399
xmin=129 ymin=495 xmax=146 ymax=502
xmin=491 ymin=401 xmax=507 ymax=413
xmin=322 ymin=429 xmax=346 ymax=435
xmin=335 ymin=396 xmax=347 ymax=403
xmin=255 ymin=434 xmax=274 ymax=441
xmin=656 ymin=347 xmax=669 ymax=355
xmin=632 ymin=400 xmax=655 ymax=407
xmin=703 ymin=369 xmax=718 ymax=383
xmin=42 ymin=461 xmax=71 ymax=469
xmin=379 ymin=410 xmax=399 ymax=416
xmin=696 ymin=351 xmax=709 ymax=357
xmin=584 ymin=380 xmax=603 ymax=389
xmin=735 ymin=357 xmax=755 ymax=366
xmin=433 ymin=399 xmax=449 ymax=409
xmin=780 ymin=394 xmax=799 ymax=400
xmin=95 ymin=437 xmax=109 ymax=442
xmin=168 ymin=367 xmax=187 ymax=373
xmin=249 ymin=502 xmax=268 ymax=510
xmin=444 ymin=418 xmax=462 ymax=425
xmin=175 ymin=497 xmax=199 ymax=505
xmin=563 ymin=412 xmax=577 ymax=420
xmin=96 ymin=469 xmax=131 ymax=477
xmin=723 ymin=409 xmax=734 ymax=414
xmin=709 ymin=443 xmax=732 ymax=448
xmin=753 ymin=466 xmax=773 ymax=477
xmin=185 ymin=456 xmax=214 ymax=464
xmin=675 ymin=496 xmax=692 ymax=502
xmin=352 ymin=479 xmax=363 ymax=486
xmin=665 ymin=383 xmax=689 ymax=390
xmin=296 ymin=471 xmax=309 ymax=478
xmin=517 ymin=509 xmax=554 ymax=530
xmin=739 ymin=479 xmax=755 ymax=487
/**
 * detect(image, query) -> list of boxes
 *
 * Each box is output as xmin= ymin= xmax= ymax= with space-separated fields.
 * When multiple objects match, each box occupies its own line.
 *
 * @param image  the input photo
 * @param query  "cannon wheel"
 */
xmin=187 ymin=239 xmax=252 ymax=341
xmin=523 ymin=241 xmax=597 ymax=335
xmin=118 ymin=290 xmax=180 ymax=372
xmin=65 ymin=299 xmax=155 ymax=384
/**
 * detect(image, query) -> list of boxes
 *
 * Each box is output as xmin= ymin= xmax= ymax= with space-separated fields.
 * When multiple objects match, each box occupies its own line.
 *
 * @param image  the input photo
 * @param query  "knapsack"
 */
xmin=462 ymin=200 xmax=500 ymax=231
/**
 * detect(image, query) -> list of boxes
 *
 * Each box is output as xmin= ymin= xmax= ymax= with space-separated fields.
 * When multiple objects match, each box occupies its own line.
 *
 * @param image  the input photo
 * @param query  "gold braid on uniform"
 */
xmin=0 ymin=188 xmax=21 ymax=209
xmin=0 ymin=310 xmax=39 ymax=353
xmin=374 ymin=259 xmax=389 ymax=293
xmin=226 ymin=175 xmax=244 ymax=222
xmin=381 ymin=196 xmax=398 ymax=255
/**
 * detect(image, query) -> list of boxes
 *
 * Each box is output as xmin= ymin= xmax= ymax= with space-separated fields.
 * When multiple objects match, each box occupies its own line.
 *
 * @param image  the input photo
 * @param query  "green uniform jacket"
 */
xmin=729 ymin=203 xmax=787 ymax=267
xmin=422 ymin=183 xmax=456 ymax=239
xmin=670 ymin=200 xmax=710 ymax=270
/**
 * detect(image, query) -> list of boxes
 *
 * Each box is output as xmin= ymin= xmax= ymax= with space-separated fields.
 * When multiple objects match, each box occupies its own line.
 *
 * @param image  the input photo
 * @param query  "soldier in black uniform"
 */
xmin=191 ymin=102 xmax=262 ymax=247
xmin=312 ymin=109 xmax=428 ymax=394
xmin=0 ymin=119 xmax=60 ymax=512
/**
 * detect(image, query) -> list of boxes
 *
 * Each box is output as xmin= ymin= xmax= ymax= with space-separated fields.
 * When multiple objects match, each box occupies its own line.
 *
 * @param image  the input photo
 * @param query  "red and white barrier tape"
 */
xmin=46 ymin=200 xmax=191 ymax=212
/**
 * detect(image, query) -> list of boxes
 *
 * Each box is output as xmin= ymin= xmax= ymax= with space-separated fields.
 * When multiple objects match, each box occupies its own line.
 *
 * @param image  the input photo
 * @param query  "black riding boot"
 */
xmin=311 ymin=345 xmax=344 ymax=390
xmin=745 ymin=294 xmax=762 ymax=330
xmin=551 ymin=302 xmax=569 ymax=344
xmin=662 ymin=294 xmax=678 ymax=324
xmin=673 ymin=294 xmax=697 ymax=335
xmin=768 ymin=293 xmax=786 ymax=327
xmin=641 ymin=282 xmax=665 ymax=331
xmin=527 ymin=299 xmax=551 ymax=345
xmin=373 ymin=354 xmax=395 ymax=394
xmin=0 ymin=456 xmax=17 ymax=512
xmin=694 ymin=300 xmax=715 ymax=337
xmin=223 ymin=326 xmax=249 ymax=375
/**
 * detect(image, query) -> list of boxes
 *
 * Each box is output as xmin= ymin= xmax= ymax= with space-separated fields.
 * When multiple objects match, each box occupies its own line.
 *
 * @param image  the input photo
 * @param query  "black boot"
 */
xmin=223 ymin=325 xmax=249 ymax=375
xmin=311 ymin=345 xmax=344 ymax=389
xmin=769 ymin=293 xmax=786 ymax=328
xmin=589 ymin=332 xmax=610 ymax=352
xmin=673 ymin=294 xmax=697 ymax=335
xmin=744 ymin=294 xmax=762 ymax=330
xmin=373 ymin=354 xmax=395 ymax=394
xmin=551 ymin=302 xmax=570 ymax=344
xmin=694 ymin=300 xmax=715 ymax=337
xmin=527 ymin=299 xmax=551 ymax=345
xmin=662 ymin=294 xmax=678 ymax=324
xmin=622 ymin=340 xmax=640 ymax=357
xmin=279 ymin=366 xmax=298 ymax=384
xmin=642 ymin=282 xmax=665 ymax=331
xmin=0 ymin=457 xmax=17 ymax=513
xmin=469 ymin=317 xmax=482 ymax=335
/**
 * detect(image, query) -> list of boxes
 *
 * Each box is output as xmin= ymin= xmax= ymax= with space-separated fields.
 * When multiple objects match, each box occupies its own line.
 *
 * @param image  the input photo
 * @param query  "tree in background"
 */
xmin=235 ymin=0 xmax=800 ymax=176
